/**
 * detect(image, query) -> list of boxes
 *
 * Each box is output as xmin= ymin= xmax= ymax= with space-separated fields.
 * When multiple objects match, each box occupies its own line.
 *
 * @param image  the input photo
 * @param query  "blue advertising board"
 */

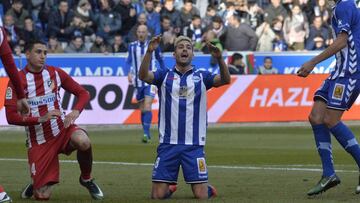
xmin=0 ymin=53 xmax=221 ymax=77
xmin=253 ymin=52 xmax=335 ymax=74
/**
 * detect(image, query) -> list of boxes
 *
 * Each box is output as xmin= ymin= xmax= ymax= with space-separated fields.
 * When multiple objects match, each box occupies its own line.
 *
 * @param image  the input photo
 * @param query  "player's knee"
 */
xmin=151 ymin=190 xmax=167 ymax=199
xmin=323 ymin=115 xmax=338 ymax=128
xmin=308 ymin=112 xmax=323 ymax=125
xmin=73 ymin=130 xmax=91 ymax=151
xmin=193 ymin=191 xmax=208 ymax=199
xmin=34 ymin=189 xmax=51 ymax=200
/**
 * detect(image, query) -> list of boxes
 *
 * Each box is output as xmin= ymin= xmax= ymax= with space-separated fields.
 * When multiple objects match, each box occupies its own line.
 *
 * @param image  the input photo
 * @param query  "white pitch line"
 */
xmin=0 ymin=158 xmax=358 ymax=173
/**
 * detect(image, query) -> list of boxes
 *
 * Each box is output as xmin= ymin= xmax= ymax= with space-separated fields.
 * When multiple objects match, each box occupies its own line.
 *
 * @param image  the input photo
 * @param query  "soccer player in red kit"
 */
xmin=4 ymin=40 xmax=104 ymax=201
xmin=0 ymin=26 xmax=29 ymax=203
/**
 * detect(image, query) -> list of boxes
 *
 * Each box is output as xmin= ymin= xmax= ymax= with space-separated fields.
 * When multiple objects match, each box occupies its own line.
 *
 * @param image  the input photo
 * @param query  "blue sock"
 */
xmin=312 ymin=124 xmax=335 ymax=177
xmin=207 ymin=185 xmax=216 ymax=198
xmin=330 ymin=122 xmax=360 ymax=168
xmin=142 ymin=111 xmax=152 ymax=138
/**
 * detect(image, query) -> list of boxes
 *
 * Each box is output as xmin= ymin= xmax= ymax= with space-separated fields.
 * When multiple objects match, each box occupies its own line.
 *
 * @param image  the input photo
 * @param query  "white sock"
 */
xmin=0 ymin=192 xmax=6 ymax=200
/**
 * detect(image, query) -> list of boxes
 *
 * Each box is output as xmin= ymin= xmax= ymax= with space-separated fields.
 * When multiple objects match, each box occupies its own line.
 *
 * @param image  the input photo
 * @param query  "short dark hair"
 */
xmin=212 ymin=15 xmax=223 ymax=23
xmin=232 ymin=53 xmax=243 ymax=63
xmin=264 ymin=56 xmax=272 ymax=62
xmin=24 ymin=40 xmax=46 ymax=52
xmin=192 ymin=14 xmax=201 ymax=21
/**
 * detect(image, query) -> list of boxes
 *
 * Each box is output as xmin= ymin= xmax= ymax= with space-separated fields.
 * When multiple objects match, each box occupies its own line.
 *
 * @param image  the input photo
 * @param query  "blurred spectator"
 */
xmin=74 ymin=0 xmax=96 ymax=35
xmin=48 ymin=0 xmax=75 ymax=42
xmin=160 ymin=16 xmax=176 ymax=52
xmin=90 ymin=32 xmax=112 ymax=53
xmin=111 ymin=34 xmax=128 ymax=53
xmin=264 ymin=0 xmax=287 ymax=24
xmin=13 ymin=44 xmax=22 ymax=55
xmin=64 ymin=35 xmax=88 ymax=53
xmin=127 ymin=12 xmax=154 ymax=42
xmin=283 ymin=4 xmax=309 ymax=50
xmin=19 ymin=17 xmax=45 ymax=45
xmin=195 ymin=0 xmax=208 ymax=18
xmin=228 ymin=53 xmax=246 ymax=75
xmin=246 ymin=0 xmax=264 ymax=30
xmin=38 ymin=0 xmax=56 ymax=29
xmin=160 ymin=0 xmax=181 ymax=34
xmin=183 ymin=15 xmax=202 ymax=49
xmin=256 ymin=22 xmax=276 ymax=51
xmin=201 ymin=5 xmax=217 ymax=30
xmin=95 ymin=0 xmax=122 ymax=44
xmin=115 ymin=0 xmax=137 ymax=36
xmin=305 ymin=16 xmax=330 ymax=50
xmin=143 ymin=0 xmax=161 ymax=35
xmin=68 ymin=16 xmax=95 ymax=38
xmin=3 ymin=14 xmax=20 ymax=46
xmin=258 ymin=56 xmax=278 ymax=74
xmin=220 ymin=1 xmax=236 ymax=26
xmin=47 ymin=35 xmax=64 ymax=53
xmin=5 ymin=0 xmax=29 ymax=30
xmin=201 ymin=30 xmax=223 ymax=52
xmin=180 ymin=0 xmax=200 ymax=28
xmin=272 ymin=18 xmax=288 ymax=51
xmin=224 ymin=12 xmax=258 ymax=51
xmin=210 ymin=16 xmax=226 ymax=47
xmin=312 ymin=36 xmax=325 ymax=50
xmin=310 ymin=0 xmax=331 ymax=25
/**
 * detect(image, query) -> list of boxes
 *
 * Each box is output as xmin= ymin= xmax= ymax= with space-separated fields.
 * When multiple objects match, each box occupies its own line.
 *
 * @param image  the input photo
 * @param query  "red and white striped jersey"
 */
xmin=5 ymin=65 xmax=89 ymax=148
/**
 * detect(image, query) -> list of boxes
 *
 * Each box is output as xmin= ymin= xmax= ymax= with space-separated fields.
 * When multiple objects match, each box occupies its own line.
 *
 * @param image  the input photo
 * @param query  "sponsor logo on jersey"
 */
xmin=27 ymin=93 xmax=56 ymax=107
xmin=5 ymin=87 xmax=12 ymax=99
xmin=332 ymin=83 xmax=345 ymax=100
xmin=197 ymin=157 xmax=207 ymax=175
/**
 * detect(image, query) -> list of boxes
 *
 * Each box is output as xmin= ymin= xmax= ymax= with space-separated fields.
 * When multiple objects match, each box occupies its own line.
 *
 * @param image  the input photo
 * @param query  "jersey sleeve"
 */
xmin=4 ymin=81 xmax=18 ymax=107
xmin=152 ymin=68 xmax=169 ymax=87
xmin=57 ymin=68 xmax=90 ymax=112
xmin=4 ymin=81 xmax=40 ymax=126
xmin=201 ymin=70 xmax=216 ymax=90
xmin=334 ymin=2 xmax=354 ymax=34
xmin=0 ymin=27 xmax=25 ymax=99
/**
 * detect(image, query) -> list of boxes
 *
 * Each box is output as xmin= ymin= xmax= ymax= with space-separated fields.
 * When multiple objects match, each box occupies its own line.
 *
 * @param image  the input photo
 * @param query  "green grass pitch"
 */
xmin=1 ymin=125 xmax=360 ymax=202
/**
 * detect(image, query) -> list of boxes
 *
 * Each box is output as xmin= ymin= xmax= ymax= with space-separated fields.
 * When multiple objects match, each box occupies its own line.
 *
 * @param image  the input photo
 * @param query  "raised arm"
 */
xmin=297 ymin=31 xmax=348 ymax=77
xmin=206 ymin=42 xmax=231 ymax=87
xmin=139 ymin=35 xmax=162 ymax=84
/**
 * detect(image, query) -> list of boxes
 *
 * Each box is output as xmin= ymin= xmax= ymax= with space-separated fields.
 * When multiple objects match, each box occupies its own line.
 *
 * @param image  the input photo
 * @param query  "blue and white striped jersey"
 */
xmin=126 ymin=40 xmax=165 ymax=88
xmin=152 ymin=67 xmax=216 ymax=146
xmin=330 ymin=0 xmax=360 ymax=79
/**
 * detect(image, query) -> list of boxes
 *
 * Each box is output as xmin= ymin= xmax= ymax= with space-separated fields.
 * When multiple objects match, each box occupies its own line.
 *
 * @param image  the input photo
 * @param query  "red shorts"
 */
xmin=27 ymin=124 xmax=83 ymax=189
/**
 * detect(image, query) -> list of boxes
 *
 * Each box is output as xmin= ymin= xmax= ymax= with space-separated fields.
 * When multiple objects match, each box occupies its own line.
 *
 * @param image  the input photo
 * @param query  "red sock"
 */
xmin=0 ymin=185 xmax=4 ymax=193
xmin=77 ymin=146 xmax=93 ymax=180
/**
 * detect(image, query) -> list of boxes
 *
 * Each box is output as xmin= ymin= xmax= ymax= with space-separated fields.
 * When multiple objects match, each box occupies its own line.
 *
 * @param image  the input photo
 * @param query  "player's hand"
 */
xmin=17 ymin=98 xmax=30 ymax=115
xmin=297 ymin=61 xmax=315 ymax=77
xmin=39 ymin=110 xmax=62 ymax=123
xmin=64 ymin=110 xmax=80 ymax=128
xmin=206 ymin=41 xmax=222 ymax=59
xmin=147 ymin=35 xmax=161 ymax=52
xmin=128 ymin=73 xmax=133 ymax=84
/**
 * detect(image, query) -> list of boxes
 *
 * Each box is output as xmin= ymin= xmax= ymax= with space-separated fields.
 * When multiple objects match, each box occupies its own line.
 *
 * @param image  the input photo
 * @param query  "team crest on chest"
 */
xmin=179 ymin=86 xmax=188 ymax=98
xmin=5 ymin=87 xmax=12 ymax=99
xmin=47 ymin=80 xmax=55 ymax=90
xmin=193 ymin=75 xmax=201 ymax=82
xmin=332 ymin=83 xmax=345 ymax=100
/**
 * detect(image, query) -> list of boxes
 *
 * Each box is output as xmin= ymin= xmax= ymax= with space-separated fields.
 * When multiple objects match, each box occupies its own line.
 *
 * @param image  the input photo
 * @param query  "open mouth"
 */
xmin=180 ymin=53 xmax=188 ymax=59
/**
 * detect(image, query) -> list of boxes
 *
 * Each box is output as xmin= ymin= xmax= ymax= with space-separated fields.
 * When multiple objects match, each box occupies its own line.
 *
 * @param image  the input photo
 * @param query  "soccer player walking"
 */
xmin=4 ymin=40 xmax=104 ymax=201
xmin=297 ymin=0 xmax=360 ymax=196
xmin=139 ymin=35 xmax=230 ymax=199
xmin=127 ymin=25 xmax=165 ymax=143
xmin=0 ymin=25 xmax=29 ymax=203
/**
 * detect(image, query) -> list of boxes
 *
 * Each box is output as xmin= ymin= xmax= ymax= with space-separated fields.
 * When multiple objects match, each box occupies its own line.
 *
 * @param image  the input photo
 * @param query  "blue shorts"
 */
xmin=136 ymin=85 xmax=156 ymax=101
xmin=152 ymin=144 xmax=208 ymax=184
xmin=314 ymin=77 xmax=360 ymax=110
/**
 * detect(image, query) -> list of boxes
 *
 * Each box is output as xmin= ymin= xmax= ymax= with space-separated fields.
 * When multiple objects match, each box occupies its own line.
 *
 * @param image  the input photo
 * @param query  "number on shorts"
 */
xmin=31 ymin=163 xmax=36 ymax=176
